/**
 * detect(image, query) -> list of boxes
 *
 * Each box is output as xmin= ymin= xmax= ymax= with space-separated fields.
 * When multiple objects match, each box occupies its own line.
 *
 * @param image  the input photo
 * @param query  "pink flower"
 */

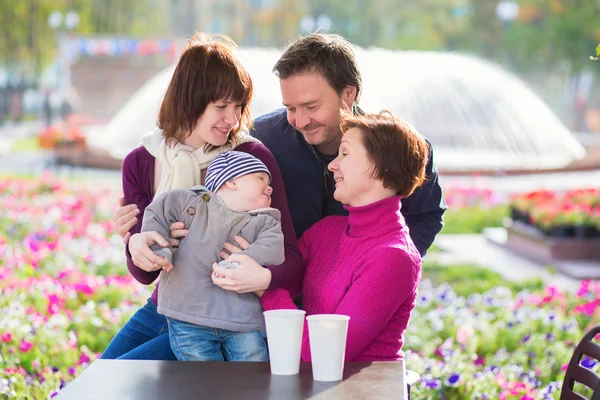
xmin=575 ymin=299 xmax=600 ymax=316
xmin=577 ymin=280 xmax=592 ymax=297
xmin=1 ymin=332 xmax=12 ymax=343
xmin=74 ymin=282 xmax=95 ymax=295
xmin=456 ymin=324 xmax=474 ymax=346
xmin=47 ymin=293 xmax=64 ymax=315
xmin=78 ymin=353 xmax=90 ymax=365
xmin=19 ymin=339 xmax=33 ymax=353
xmin=542 ymin=285 xmax=564 ymax=303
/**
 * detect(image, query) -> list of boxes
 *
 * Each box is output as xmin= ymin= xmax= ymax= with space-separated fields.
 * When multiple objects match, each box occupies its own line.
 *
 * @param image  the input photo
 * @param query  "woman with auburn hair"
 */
xmin=102 ymin=33 xmax=302 ymax=360
xmin=214 ymin=110 xmax=428 ymax=362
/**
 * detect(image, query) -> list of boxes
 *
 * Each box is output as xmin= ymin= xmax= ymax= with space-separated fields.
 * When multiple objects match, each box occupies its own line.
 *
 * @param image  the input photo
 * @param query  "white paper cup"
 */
xmin=263 ymin=309 xmax=306 ymax=375
xmin=306 ymin=314 xmax=350 ymax=382
xmin=398 ymin=358 xmax=408 ymax=400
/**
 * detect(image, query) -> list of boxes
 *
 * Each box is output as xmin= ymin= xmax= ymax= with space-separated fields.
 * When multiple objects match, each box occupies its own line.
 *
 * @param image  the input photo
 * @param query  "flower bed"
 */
xmin=510 ymin=189 xmax=600 ymax=238
xmin=1 ymin=175 xmax=598 ymax=399
xmin=0 ymin=174 xmax=149 ymax=398
xmin=405 ymin=280 xmax=599 ymax=399
xmin=441 ymin=185 xmax=509 ymax=234
xmin=38 ymin=116 xmax=87 ymax=150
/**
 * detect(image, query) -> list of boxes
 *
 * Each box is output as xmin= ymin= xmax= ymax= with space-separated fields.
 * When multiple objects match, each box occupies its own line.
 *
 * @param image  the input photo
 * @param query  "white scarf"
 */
xmin=141 ymin=127 xmax=261 ymax=197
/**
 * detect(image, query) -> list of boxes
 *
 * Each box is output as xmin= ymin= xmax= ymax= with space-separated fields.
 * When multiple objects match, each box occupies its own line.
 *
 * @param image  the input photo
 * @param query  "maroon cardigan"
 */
xmin=121 ymin=141 xmax=303 ymax=305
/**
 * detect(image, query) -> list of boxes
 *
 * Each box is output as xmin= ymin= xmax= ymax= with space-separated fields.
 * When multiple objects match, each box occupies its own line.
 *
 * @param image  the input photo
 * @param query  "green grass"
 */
xmin=427 ymin=243 xmax=441 ymax=253
xmin=12 ymin=137 xmax=41 ymax=152
xmin=0 ymin=172 xmax=40 ymax=179
xmin=422 ymin=260 xmax=544 ymax=296
xmin=441 ymin=205 xmax=509 ymax=234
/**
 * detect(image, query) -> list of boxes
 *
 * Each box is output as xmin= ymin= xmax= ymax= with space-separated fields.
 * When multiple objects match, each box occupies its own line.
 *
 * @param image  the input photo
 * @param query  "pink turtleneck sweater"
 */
xmin=260 ymin=196 xmax=422 ymax=362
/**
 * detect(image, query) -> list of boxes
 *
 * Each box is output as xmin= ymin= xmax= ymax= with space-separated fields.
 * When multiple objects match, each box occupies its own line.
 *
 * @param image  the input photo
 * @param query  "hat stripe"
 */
xmin=205 ymin=151 xmax=272 ymax=192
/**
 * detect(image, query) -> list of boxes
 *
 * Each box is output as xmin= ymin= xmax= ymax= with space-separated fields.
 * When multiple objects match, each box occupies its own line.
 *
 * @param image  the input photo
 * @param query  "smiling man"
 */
xmin=251 ymin=33 xmax=446 ymax=256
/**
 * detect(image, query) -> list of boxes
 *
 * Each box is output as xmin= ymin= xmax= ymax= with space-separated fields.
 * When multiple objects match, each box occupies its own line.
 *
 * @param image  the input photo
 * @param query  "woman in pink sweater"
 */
xmin=215 ymin=111 xmax=429 ymax=361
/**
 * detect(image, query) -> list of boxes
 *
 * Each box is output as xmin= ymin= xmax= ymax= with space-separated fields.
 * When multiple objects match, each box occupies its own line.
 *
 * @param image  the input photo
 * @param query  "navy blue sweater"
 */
xmin=251 ymin=108 xmax=447 ymax=256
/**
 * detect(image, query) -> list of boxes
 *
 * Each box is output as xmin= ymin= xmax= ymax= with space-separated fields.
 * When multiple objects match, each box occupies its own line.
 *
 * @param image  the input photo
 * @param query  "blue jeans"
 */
xmin=167 ymin=318 xmax=268 ymax=362
xmin=100 ymin=298 xmax=176 ymax=360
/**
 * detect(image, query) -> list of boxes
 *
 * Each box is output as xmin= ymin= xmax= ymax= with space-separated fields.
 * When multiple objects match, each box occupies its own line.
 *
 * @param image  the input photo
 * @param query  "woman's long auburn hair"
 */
xmin=158 ymin=32 xmax=254 ymax=152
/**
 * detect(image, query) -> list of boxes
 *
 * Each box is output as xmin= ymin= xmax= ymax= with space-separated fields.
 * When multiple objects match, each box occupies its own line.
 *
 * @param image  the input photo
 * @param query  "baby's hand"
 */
xmin=217 ymin=260 xmax=240 ymax=270
xmin=162 ymin=258 xmax=173 ymax=272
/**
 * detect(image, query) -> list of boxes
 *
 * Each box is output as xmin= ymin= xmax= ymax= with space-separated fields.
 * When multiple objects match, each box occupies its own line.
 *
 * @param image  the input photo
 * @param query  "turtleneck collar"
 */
xmin=344 ymin=195 xmax=404 ymax=238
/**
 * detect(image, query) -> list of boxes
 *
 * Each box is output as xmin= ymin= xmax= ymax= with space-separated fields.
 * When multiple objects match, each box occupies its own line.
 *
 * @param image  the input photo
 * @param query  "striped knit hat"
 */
xmin=205 ymin=151 xmax=272 ymax=193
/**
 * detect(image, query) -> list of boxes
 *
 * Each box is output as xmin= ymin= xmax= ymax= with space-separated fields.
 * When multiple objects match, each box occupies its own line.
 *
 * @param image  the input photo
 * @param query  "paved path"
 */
xmin=429 ymin=231 xmax=584 ymax=292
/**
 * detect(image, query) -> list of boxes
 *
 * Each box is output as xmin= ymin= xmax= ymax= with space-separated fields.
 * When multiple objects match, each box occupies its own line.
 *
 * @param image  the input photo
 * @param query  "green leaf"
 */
xmin=597 ymin=44 xmax=600 ymax=56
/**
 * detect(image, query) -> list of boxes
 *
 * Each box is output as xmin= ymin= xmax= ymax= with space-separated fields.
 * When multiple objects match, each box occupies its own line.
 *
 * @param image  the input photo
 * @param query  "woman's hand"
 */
xmin=115 ymin=197 xmax=139 ymax=244
xmin=211 ymin=254 xmax=272 ymax=294
xmin=129 ymin=232 xmax=172 ymax=272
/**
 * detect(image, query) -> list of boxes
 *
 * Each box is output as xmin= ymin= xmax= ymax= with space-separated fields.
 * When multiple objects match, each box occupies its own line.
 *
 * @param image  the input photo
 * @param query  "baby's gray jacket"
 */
xmin=141 ymin=185 xmax=285 ymax=332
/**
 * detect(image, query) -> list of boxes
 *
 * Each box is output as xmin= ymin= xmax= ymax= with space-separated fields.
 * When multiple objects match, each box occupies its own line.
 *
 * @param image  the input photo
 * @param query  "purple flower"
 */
xmin=581 ymin=356 xmax=597 ymax=369
xmin=446 ymin=374 xmax=460 ymax=387
xmin=425 ymin=379 xmax=441 ymax=389
xmin=485 ymin=365 xmax=500 ymax=375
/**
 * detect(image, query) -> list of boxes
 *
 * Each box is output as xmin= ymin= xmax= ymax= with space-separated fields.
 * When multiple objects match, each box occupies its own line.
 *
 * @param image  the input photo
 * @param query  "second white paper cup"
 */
xmin=263 ymin=309 xmax=306 ymax=375
xmin=307 ymin=314 xmax=350 ymax=382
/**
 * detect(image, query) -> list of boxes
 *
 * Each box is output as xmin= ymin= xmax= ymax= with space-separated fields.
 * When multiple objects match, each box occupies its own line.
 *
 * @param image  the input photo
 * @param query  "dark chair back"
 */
xmin=561 ymin=324 xmax=600 ymax=400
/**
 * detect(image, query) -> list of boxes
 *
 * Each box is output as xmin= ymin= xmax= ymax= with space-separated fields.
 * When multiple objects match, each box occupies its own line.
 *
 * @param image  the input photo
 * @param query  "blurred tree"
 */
xmin=305 ymin=0 xmax=470 ymax=51
xmin=251 ymin=0 xmax=307 ymax=47
xmin=0 ymin=0 xmax=170 ymax=83
xmin=491 ymin=0 xmax=600 ymax=131
xmin=495 ymin=1 xmax=599 ymax=74
xmin=389 ymin=0 xmax=472 ymax=50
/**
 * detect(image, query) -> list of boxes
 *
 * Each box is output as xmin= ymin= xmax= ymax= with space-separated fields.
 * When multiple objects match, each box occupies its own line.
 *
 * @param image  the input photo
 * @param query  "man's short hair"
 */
xmin=342 ymin=111 xmax=429 ymax=198
xmin=273 ymin=33 xmax=362 ymax=103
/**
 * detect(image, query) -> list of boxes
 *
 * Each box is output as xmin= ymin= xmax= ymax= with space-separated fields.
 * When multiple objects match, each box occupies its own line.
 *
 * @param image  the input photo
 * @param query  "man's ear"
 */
xmin=341 ymin=86 xmax=357 ymax=109
xmin=224 ymin=179 xmax=237 ymax=190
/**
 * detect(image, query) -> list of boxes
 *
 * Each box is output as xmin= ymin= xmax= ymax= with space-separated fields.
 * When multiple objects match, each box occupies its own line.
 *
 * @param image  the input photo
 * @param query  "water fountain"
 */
xmin=89 ymin=47 xmax=585 ymax=173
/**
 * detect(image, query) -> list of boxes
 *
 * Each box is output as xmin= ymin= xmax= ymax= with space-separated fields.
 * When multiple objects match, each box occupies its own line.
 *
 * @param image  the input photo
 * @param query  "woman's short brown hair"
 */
xmin=158 ymin=33 xmax=253 ymax=151
xmin=342 ymin=111 xmax=429 ymax=198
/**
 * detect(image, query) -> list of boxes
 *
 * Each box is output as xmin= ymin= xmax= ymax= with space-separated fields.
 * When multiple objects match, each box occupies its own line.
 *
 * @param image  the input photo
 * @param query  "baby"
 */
xmin=141 ymin=151 xmax=284 ymax=361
